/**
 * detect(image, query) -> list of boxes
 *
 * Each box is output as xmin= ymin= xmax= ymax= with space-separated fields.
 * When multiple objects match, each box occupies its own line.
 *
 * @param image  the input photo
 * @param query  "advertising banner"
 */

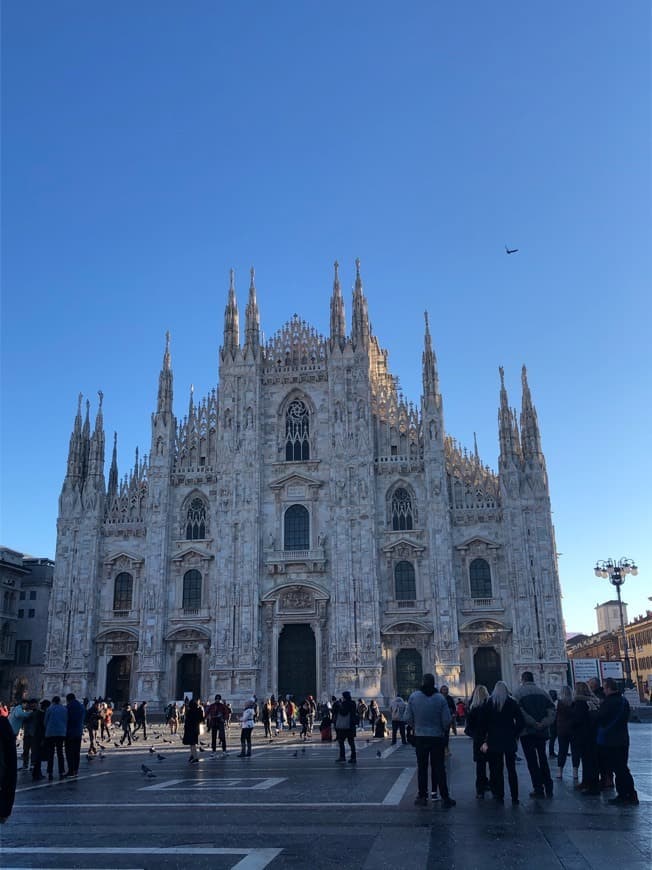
xmin=571 ymin=658 xmax=599 ymax=683
xmin=599 ymin=661 xmax=623 ymax=681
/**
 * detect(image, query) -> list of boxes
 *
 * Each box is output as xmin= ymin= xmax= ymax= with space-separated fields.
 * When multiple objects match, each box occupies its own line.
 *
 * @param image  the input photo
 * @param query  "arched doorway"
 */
xmin=106 ymin=655 xmax=131 ymax=704
xmin=474 ymin=646 xmax=502 ymax=691
xmin=396 ymin=648 xmax=423 ymax=699
xmin=176 ymin=653 xmax=201 ymax=700
xmin=278 ymin=624 xmax=315 ymax=700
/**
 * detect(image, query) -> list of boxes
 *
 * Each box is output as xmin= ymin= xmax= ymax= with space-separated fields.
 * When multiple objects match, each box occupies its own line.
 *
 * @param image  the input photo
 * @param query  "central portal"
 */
xmin=278 ymin=623 xmax=316 ymax=701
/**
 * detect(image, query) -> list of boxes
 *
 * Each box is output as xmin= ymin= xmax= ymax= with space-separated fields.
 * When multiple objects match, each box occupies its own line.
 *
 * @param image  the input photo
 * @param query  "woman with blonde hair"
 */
xmin=464 ymin=685 xmax=490 ymax=798
xmin=480 ymin=681 xmax=525 ymax=804
xmin=554 ymin=685 xmax=577 ymax=780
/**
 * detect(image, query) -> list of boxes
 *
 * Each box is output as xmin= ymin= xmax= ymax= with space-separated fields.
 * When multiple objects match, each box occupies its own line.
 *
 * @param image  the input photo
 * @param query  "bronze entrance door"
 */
xmin=106 ymin=655 xmax=131 ymax=704
xmin=176 ymin=653 xmax=201 ymax=700
xmin=396 ymin=648 xmax=423 ymax=699
xmin=473 ymin=646 xmax=502 ymax=691
xmin=278 ymin=624 xmax=316 ymax=701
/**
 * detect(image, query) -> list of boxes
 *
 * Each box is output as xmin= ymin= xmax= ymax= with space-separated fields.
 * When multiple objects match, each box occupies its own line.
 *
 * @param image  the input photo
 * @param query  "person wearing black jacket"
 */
xmin=464 ymin=685 xmax=490 ymax=798
xmin=30 ymin=699 xmax=50 ymax=781
xmin=597 ymin=678 xmax=638 ymax=806
xmin=0 ymin=714 xmax=17 ymax=823
xmin=333 ymin=691 xmax=358 ymax=763
xmin=479 ymin=681 xmax=525 ymax=804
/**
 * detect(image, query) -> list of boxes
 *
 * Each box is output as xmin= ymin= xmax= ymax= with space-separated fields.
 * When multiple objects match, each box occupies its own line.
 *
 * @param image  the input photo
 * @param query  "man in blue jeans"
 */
xmin=406 ymin=674 xmax=456 ymax=808
xmin=514 ymin=671 xmax=556 ymax=798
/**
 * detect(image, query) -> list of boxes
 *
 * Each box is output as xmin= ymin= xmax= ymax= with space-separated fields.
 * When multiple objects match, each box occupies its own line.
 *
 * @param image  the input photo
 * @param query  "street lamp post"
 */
xmin=594 ymin=557 xmax=638 ymax=688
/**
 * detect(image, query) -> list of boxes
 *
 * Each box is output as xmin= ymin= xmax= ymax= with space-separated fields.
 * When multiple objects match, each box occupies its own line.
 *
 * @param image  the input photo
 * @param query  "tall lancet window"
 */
xmin=113 ymin=572 xmax=133 ymax=611
xmin=470 ymin=558 xmax=492 ymax=599
xmin=285 ymin=400 xmax=310 ymax=461
xmin=186 ymin=498 xmax=207 ymax=540
xmin=391 ymin=487 xmax=414 ymax=531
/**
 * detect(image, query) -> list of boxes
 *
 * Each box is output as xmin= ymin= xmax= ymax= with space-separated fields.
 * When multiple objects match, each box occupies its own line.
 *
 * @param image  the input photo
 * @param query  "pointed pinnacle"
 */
xmin=250 ymin=266 xmax=255 ymax=289
xmin=499 ymin=365 xmax=505 ymax=388
xmin=98 ymin=389 xmax=104 ymax=409
xmin=229 ymin=268 xmax=235 ymax=292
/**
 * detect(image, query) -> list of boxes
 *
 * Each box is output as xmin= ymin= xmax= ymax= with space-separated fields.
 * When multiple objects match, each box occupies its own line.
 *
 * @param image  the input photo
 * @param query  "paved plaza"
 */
xmin=2 ymin=722 xmax=650 ymax=869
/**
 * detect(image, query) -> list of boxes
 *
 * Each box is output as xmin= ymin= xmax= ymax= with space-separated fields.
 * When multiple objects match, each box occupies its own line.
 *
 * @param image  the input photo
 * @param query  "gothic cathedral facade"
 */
xmin=44 ymin=262 xmax=567 ymax=708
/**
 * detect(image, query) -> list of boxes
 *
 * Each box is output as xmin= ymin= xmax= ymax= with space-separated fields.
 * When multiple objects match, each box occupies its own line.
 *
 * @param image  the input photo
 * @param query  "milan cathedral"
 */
xmin=44 ymin=261 xmax=567 ymax=708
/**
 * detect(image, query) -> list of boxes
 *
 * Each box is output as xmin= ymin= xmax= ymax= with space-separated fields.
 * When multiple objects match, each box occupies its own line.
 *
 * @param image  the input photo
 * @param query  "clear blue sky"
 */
xmin=1 ymin=2 xmax=650 ymax=633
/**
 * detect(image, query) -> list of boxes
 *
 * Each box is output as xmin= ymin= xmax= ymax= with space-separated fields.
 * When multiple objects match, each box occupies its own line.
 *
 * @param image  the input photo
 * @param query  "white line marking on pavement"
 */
xmin=140 ymin=777 xmax=287 ymax=791
xmin=16 ymin=771 xmax=110 ymax=793
xmin=15 ymin=801 xmax=384 ymax=808
xmin=0 ymin=847 xmax=283 ymax=870
xmin=382 ymin=767 xmax=415 ymax=805
xmin=380 ymin=743 xmax=400 ymax=759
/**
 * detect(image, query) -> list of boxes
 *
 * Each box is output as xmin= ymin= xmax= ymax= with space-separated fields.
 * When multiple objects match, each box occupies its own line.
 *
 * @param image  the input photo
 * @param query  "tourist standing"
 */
xmin=597 ymin=678 xmax=639 ymax=806
xmin=479 ymin=681 xmax=524 ymax=804
xmin=183 ymin=698 xmax=204 ymax=764
xmin=64 ymin=693 xmax=85 ymax=777
xmin=571 ymin=681 xmax=601 ymax=795
xmin=207 ymin=695 xmax=228 ymax=754
xmin=406 ymin=674 xmax=455 ymax=808
xmin=390 ymin=694 xmax=408 ymax=745
xmin=464 ymin=685 xmax=490 ymax=799
xmin=238 ymin=701 xmax=255 ymax=757
xmin=133 ymin=701 xmax=148 ymax=740
xmin=119 ymin=704 xmax=135 ymax=745
xmin=514 ymin=671 xmax=555 ymax=798
xmin=554 ymin=686 xmax=577 ymax=780
xmin=333 ymin=691 xmax=358 ymax=763
xmin=44 ymin=695 xmax=67 ymax=780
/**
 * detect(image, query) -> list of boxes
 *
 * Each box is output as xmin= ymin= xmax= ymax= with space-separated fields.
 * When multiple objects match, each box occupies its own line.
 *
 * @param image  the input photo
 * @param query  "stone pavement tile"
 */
xmin=361 ymin=826 xmax=431 ymax=868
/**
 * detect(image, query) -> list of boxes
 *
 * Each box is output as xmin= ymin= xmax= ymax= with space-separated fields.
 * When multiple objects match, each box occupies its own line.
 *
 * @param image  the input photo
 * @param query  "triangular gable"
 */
xmin=381 ymin=537 xmax=426 ymax=554
xmin=455 ymin=536 xmax=501 ymax=551
xmin=170 ymin=546 xmax=214 ymax=562
xmin=103 ymin=551 xmax=145 ymax=566
xmin=269 ymin=472 xmax=323 ymax=491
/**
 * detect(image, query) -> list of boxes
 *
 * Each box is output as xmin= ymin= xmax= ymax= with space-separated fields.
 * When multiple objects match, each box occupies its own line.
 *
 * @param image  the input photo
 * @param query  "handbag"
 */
xmin=335 ymin=712 xmax=351 ymax=730
xmin=199 ymin=722 xmax=206 ymax=736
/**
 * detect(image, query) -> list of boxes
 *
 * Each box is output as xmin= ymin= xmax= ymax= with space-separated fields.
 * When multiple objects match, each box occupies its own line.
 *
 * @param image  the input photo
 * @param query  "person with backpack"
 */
xmin=390 ymin=694 xmax=408 ymax=745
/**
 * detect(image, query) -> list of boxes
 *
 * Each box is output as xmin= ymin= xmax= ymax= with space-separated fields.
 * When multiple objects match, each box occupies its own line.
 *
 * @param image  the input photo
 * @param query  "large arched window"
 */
xmin=391 ymin=487 xmax=413 ymax=531
xmin=183 ymin=569 xmax=202 ymax=609
xmin=285 ymin=399 xmax=310 ymax=461
xmin=284 ymin=504 xmax=310 ymax=550
xmin=113 ymin=572 xmax=133 ymax=611
xmin=470 ymin=558 xmax=492 ymax=599
xmin=394 ymin=561 xmax=416 ymax=600
xmin=186 ymin=498 xmax=207 ymax=540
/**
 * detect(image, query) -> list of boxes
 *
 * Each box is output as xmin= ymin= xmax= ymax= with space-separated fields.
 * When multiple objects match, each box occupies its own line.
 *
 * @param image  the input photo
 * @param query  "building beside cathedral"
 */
xmin=44 ymin=262 xmax=567 ymax=708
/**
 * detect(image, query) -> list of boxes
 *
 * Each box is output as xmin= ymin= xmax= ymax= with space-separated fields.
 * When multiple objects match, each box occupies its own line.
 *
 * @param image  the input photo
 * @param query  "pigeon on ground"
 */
xmin=157 ymin=753 xmax=165 ymax=761
xmin=114 ymin=742 xmax=120 ymax=748
xmin=366 ymin=739 xmax=370 ymax=744
xmin=149 ymin=747 xmax=155 ymax=754
xmin=301 ymin=747 xmax=306 ymax=754
xmin=163 ymin=739 xmax=172 ymax=744
xmin=292 ymin=751 xmax=298 ymax=757
xmin=141 ymin=764 xmax=153 ymax=775
xmin=98 ymin=744 xmax=106 ymax=751
xmin=376 ymin=751 xmax=382 ymax=758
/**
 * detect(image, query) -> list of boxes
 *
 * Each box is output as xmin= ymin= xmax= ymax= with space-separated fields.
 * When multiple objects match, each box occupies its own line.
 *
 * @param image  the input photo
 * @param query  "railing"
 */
xmin=385 ymin=599 xmax=428 ymax=613
xmin=461 ymin=597 xmax=503 ymax=612
xmin=265 ymin=547 xmax=326 ymax=574
xmin=182 ymin=607 xmax=200 ymax=616
xmin=112 ymin=610 xmax=130 ymax=618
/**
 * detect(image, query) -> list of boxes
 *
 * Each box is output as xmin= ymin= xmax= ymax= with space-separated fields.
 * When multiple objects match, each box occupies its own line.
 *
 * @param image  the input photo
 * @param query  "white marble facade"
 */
xmin=43 ymin=263 xmax=567 ymax=709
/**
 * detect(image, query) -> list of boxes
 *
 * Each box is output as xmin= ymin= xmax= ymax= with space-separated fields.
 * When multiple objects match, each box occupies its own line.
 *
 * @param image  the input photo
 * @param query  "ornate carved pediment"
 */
xmin=460 ymin=619 xmax=511 ymax=645
xmin=165 ymin=627 xmax=211 ymax=643
xmin=381 ymin=620 xmax=432 ymax=635
xmin=381 ymin=537 xmax=425 ymax=558
xmin=269 ymin=472 xmax=323 ymax=494
xmin=455 ymin=536 xmax=500 ymax=552
xmin=95 ymin=628 xmax=139 ymax=655
xmin=280 ymin=586 xmax=314 ymax=611
xmin=104 ymin=551 xmax=144 ymax=569
xmin=170 ymin=546 xmax=214 ymax=563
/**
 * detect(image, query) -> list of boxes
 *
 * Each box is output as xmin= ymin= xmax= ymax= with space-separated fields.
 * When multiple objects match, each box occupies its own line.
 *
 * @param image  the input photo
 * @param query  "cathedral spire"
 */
xmin=222 ymin=268 xmax=240 ymax=358
xmin=65 ymin=393 xmax=84 ymax=482
xmin=351 ymin=258 xmax=370 ymax=350
xmin=421 ymin=311 xmax=440 ymax=400
xmin=88 ymin=390 xmax=106 ymax=482
xmin=244 ymin=266 xmax=260 ymax=352
xmin=80 ymin=398 xmax=91 ymax=484
xmin=188 ymin=384 xmax=195 ymax=422
xmin=520 ymin=365 xmax=544 ymax=462
xmin=107 ymin=431 xmax=118 ymax=502
xmin=329 ymin=260 xmax=346 ymax=348
xmin=156 ymin=331 xmax=174 ymax=419
xmin=498 ymin=366 xmax=520 ymax=467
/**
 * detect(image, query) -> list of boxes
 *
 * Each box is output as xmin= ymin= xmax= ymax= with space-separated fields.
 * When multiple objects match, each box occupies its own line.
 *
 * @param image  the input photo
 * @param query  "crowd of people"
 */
xmin=0 ymin=671 xmax=640 ymax=823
